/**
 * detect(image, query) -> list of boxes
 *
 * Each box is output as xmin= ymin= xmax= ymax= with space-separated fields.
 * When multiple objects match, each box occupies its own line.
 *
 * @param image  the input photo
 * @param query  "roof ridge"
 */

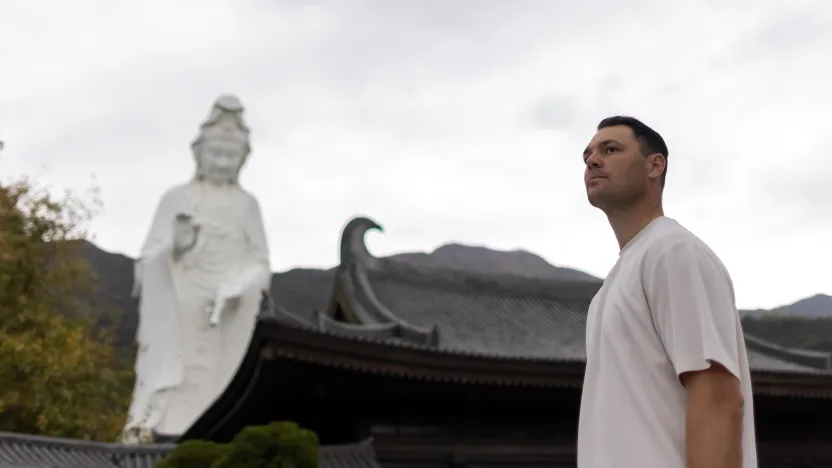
xmin=259 ymin=314 xmax=440 ymax=352
xmin=333 ymin=262 xmax=440 ymax=346
xmin=745 ymin=334 xmax=831 ymax=358
xmin=745 ymin=334 xmax=832 ymax=370
xmin=0 ymin=431 xmax=176 ymax=452
xmin=0 ymin=431 xmax=378 ymax=453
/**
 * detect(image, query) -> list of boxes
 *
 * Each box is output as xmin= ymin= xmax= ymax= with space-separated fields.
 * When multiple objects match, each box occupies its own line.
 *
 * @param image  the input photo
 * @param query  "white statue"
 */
xmin=122 ymin=95 xmax=271 ymax=443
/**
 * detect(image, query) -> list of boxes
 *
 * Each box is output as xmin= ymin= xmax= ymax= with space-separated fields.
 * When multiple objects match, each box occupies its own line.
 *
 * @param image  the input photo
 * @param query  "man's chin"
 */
xmin=586 ymin=190 xmax=605 ymax=209
xmin=587 ymin=191 xmax=619 ymax=212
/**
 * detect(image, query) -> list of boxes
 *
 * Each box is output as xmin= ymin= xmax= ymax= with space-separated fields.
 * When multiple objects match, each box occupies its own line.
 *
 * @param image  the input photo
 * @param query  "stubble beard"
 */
xmin=588 ymin=183 xmax=647 ymax=216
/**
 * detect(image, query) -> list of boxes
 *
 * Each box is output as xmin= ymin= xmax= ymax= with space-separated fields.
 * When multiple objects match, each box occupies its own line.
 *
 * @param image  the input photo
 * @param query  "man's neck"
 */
xmin=606 ymin=197 xmax=664 ymax=251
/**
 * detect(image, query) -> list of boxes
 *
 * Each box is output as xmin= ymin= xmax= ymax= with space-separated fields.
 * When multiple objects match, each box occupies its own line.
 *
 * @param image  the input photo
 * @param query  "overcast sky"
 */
xmin=1 ymin=0 xmax=830 ymax=310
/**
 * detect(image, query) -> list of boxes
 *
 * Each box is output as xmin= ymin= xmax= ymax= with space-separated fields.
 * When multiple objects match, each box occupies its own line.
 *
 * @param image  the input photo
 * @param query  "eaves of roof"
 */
xmin=256 ymin=316 xmax=832 ymax=398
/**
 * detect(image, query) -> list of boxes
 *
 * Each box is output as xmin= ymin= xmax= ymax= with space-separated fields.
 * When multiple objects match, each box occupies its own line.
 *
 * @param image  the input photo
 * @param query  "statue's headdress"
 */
xmin=191 ymin=94 xmax=251 ymax=156
xmin=191 ymin=94 xmax=252 ymax=183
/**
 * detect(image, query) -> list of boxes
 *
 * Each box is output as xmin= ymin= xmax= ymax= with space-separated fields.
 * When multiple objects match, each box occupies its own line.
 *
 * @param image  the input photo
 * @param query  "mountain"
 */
xmin=390 ymin=243 xmax=600 ymax=281
xmin=77 ymin=241 xmax=139 ymax=348
xmin=738 ymin=294 xmax=832 ymax=352
xmin=741 ymin=294 xmax=832 ymax=319
xmin=76 ymin=241 xmax=829 ymax=352
xmin=77 ymin=241 xmax=600 ymax=347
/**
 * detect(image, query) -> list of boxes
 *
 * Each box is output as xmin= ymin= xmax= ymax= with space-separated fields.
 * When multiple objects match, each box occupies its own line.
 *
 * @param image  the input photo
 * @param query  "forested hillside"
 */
xmin=78 ymin=241 xmax=832 ymax=355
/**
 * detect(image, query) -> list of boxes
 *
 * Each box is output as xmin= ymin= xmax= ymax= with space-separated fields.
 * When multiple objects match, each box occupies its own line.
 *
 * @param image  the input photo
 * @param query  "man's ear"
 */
xmin=647 ymin=153 xmax=666 ymax=181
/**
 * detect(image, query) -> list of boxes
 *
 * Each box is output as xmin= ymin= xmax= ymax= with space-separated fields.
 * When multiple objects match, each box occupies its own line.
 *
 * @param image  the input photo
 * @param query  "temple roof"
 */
xmin=297 ymin=216 xmax=829 ymax=375
xmin=183 ymin=217 xmax=832 ymax=441
xmin=0 ymin=432 xmax=382 ymax=468
xmin=0 ymin=432 xmax=170 ymax=468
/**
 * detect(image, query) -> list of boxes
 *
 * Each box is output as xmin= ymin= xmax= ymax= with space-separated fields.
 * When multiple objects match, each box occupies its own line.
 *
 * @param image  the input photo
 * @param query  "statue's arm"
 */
xmin=246 ymin=196 xmax=271 ymax=270
xmin=132 ymin=189 xmax=179 ymax=297
xmin=223 ymin=196 xmax=271 ymax=297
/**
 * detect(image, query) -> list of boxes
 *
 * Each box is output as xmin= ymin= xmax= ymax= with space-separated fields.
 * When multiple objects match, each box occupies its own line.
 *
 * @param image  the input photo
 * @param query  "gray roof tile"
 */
xmin=746 ymin=349 xmax=823 ymax=374
xmin=320 ymin=440 xmax=383 ymax=468
xmin=0 ymin=433 xmax=170 ymax=468
xmin=368 ymin=274 xmax=589 ymax=360
xmin=0 ymin=433 xmax=382 ymax=468
xmin=356 ymin=261 xmax=832 ymax=374
xmin=258 ymin=215 xmax=832 ymax=378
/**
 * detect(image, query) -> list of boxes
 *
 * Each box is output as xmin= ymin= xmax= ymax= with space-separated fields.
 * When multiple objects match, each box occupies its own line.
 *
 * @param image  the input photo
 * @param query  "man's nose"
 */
xmin=585 ymin=151 xmax=602 ymax=168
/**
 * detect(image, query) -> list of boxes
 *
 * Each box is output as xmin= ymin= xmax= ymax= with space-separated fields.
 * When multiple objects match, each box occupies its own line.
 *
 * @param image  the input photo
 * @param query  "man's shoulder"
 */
xmin=646 ymin=218 xmax=717 ymax=258
xmin=644 ymin=218 xmax=732 ymax=280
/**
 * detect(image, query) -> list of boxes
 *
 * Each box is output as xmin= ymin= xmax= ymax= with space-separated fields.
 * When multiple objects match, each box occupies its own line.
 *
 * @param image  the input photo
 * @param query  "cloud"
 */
xmin=525 ymin=95 xmax=591 ymax=131
xmin=1 ymin=0 xmax=830 ymax=309
xmin=720 ymin=2 xmax=832 ymax=64
xmin=753 ymin=147 xmax=832 ymax=226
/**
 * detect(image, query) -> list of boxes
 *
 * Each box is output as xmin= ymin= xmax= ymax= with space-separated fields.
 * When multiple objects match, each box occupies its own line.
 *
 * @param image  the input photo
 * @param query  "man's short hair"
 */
xmin=597 ymin=116 xmax=669 ymax=186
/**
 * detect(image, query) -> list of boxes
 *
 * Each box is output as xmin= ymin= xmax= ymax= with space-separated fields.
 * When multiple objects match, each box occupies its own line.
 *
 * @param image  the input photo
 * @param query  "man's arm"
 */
xmin=681 ymin=363 xmax=744 ymax=468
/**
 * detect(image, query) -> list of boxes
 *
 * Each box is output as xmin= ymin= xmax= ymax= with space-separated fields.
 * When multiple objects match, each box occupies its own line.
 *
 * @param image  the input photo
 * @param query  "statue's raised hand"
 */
xmin=172 ymin=212 xmax=200 ymax=260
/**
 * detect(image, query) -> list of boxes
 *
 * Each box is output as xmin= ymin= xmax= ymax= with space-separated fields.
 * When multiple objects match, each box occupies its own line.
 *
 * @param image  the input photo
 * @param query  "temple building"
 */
xmin=2 ymin=216 xmax=831 ymax=468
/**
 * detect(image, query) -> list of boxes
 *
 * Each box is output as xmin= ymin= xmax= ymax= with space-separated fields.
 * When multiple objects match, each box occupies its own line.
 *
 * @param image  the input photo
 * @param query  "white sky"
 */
xmin=1 ymin=0 xmax=830 ymax=310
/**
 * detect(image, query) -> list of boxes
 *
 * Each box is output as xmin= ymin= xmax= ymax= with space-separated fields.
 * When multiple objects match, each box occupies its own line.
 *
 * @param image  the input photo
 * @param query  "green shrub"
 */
xmin=213 ymin=421 xmax=318 ymax=468
xmin=157 ymin=440 xmax=229 ymax=468
xmin=157 ymin=421 xmax=319 ymax=468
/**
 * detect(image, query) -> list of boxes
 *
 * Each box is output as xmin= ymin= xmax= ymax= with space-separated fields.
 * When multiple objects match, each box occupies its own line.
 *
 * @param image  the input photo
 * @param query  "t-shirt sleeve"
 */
xmin=644 ymin=237 xmax=742 ymax=380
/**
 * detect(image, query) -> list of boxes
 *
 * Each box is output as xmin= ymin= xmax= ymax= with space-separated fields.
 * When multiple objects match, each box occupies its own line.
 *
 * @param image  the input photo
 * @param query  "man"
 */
xmin=576 ymin=116 xmax=757 ymax=468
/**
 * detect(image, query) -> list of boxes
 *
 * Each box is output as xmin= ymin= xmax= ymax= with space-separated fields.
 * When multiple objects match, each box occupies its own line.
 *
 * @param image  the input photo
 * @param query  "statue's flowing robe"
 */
xmin=124 ymin=182 xmax=270 ymax=437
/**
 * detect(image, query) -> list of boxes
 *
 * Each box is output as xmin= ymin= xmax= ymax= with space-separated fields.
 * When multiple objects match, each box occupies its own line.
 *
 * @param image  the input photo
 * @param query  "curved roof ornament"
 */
xmin=339 ymin=216 xmax=383 ymax=268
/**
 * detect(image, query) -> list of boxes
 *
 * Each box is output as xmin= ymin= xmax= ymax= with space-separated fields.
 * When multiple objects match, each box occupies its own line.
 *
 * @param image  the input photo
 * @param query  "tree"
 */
xmin=158 ymin=422 xmax=319 ymax=468
xmin=0 ymin=177 xmax=133 ymax=440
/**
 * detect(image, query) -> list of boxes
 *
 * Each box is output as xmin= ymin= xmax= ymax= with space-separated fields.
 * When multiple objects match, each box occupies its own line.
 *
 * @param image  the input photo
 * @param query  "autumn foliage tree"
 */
xmin=0 ymin=177 xmax=133 ymax=440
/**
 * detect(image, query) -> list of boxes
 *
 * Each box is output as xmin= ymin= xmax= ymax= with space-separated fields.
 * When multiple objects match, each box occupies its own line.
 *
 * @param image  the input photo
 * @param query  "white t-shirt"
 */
xmin=577 ymin=216 xmax=757 ymax=468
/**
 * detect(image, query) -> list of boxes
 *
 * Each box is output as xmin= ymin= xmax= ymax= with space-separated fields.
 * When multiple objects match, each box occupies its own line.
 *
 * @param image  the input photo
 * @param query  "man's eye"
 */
xmin=604 ymin=147 xmax=617 ymax=154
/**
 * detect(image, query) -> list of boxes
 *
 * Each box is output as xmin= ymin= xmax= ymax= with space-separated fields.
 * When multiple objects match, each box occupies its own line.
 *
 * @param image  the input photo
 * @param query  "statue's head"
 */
xmin=191 ymin=94 xmax=251 ymax=185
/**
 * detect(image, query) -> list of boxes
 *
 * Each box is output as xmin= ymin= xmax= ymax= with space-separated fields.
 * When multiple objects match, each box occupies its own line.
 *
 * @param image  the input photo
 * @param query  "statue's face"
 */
xmin=198 ymin=138 xmax=246 ymax=185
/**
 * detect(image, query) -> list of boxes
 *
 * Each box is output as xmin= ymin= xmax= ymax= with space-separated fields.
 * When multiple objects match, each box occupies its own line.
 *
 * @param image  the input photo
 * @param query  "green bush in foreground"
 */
xmin=158 ymin=421 xmax=319 ymax=468
xmin=157 ymin=440 xmax=229 ymax=468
